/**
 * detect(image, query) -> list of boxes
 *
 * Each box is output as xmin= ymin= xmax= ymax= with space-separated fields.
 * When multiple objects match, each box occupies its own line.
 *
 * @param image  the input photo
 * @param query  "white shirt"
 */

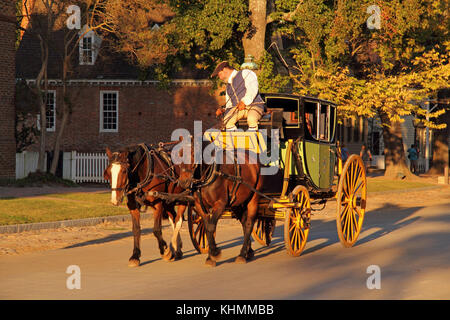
xmin=225 ymin=69 xmax=259 ymax=109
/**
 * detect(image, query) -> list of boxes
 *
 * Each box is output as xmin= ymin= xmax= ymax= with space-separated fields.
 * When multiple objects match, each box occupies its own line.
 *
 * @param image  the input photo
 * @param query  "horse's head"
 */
xmin=104 ymin=147 xmax=130 ymax=206
xmin=177 ymin=143 xmax=198 ymax=190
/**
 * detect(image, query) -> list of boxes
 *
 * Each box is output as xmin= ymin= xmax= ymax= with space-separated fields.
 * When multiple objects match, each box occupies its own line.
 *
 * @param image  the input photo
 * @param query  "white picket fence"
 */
xmin=16 ymin=151 xmax=47 ymax=179
xmin=63 ymin=151 xmax=109 ymax=183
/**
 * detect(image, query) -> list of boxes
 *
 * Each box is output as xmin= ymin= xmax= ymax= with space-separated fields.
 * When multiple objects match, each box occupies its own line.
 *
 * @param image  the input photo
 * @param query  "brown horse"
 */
xmin=103 ymin=144 xmax=186 ymax=267
xmin=177 ymin=144 xmax=263 ymax=267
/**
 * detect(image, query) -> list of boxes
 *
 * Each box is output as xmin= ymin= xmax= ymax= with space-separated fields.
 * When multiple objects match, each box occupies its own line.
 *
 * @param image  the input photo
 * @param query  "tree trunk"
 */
xmin=428 ymin=107 xmax=449 ymax=175
xmin=49 ymin=108 xmax=68 ymax=175
xmin=36 ymin=37 xmax=48 ymax=173
xmin=242 ymin=0 xmax=267 ymax=64
xmin=379 ymin=110 xmax=417 ymax=180
xmin=50 ymin=55 xmax=71 ymax=175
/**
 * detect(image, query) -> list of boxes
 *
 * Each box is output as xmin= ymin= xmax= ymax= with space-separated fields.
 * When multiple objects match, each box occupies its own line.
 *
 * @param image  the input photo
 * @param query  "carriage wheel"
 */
xmin=187 ymin=205 xmax=209 ymax=254
xmin=284 ymin=185 xmax=311 ymax=257
xmin=336 ymin=154 xmax=367 ymax=248
xmin=252 ymin=217 xmax=276 ymax=246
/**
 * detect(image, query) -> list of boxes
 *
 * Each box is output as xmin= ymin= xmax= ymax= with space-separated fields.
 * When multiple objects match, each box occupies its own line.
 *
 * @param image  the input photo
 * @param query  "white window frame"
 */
xmin=37 ymin=90 xmax=56 ymax=132
xmin=100 ymin=90 xmax=119 ymax=133
xmin=79 ymin=33 xmax=94 ymax=65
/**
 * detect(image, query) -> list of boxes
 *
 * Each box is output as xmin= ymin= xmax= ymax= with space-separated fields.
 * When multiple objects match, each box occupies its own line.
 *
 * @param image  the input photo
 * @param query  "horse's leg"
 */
xmin=235 ymin=195 xmax=259 ymax=264
xmin=152 ymin=202 xmax=168 ymax=258
xmin=164 ymin=209 xmax=176 ymax=261
xmin=172 ymin=204 xmax=185 ymax=260
xmin=237 ymin=208 xmax=254 ymax=260
xmin=127 ymin=196 xmax=141 ymax=267
xmin=164 ymin=204 xmax=184 ymax=261
xmin=202 ymin=201 xmax=226 ymax=267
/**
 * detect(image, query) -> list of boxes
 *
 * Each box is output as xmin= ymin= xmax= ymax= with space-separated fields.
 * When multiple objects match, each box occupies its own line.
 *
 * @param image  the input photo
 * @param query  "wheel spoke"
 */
xmin=290 ymin=226 xmax=298 ymax=248
xmin=346 ymin=208 xmax=352 ymax=241
xmin=349 ymin=161 xmax=356 ymax=192
xmin=354 ymin=206 xmax=363 ymax=217
xmin=352 ymin=164 xmax=361 ymax=187
xmin=194 ymin=222 xmax=201 ymax=237
xmin=346 ymin=165 xmax=352 ymax=194
xmin=351 ymin=208 xmax=358 ymax=237
xmin=349 ymin=208 xmax=355 ymax=241
xmin=340 ymin=202 xmax=350 ymax=221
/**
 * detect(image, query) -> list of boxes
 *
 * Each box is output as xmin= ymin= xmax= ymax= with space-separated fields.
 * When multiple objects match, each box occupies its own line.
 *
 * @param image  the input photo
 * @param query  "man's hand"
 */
xmin=216 ymin=107 xmax=224 ymax=117
xmin=237 ymin=100 xmax=246 ymax=111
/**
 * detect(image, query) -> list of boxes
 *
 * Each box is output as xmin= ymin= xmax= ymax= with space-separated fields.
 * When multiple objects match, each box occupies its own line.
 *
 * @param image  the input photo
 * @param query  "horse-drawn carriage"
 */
xmin=186 ymin=93 xmax=367 ymax=257
xmin=104 ymin=93 xmax=367 ymax=267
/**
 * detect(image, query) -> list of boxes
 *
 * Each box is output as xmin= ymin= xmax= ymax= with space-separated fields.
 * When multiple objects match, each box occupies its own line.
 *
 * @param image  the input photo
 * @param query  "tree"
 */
xmin=22 ymin=0 xmax=58 ymax=173
xmin=48 ymin=0 xmax=112 ymax=175
xmin=281 ymin=0 xmax=449 ymax=179
xmin=97 ymin=0 xmax=449 ymax=180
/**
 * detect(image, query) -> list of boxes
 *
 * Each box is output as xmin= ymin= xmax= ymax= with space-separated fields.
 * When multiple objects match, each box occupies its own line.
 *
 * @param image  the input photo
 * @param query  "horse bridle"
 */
xmin=109 ymin=155 xmax=131 ymax=203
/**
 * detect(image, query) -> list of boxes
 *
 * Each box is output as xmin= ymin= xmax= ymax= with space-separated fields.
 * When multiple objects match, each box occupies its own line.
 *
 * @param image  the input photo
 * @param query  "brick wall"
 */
xmin=0 ymin=1 xmax=17 ymax=179
xmin=28 ymin=83 xmax=224 ymax=153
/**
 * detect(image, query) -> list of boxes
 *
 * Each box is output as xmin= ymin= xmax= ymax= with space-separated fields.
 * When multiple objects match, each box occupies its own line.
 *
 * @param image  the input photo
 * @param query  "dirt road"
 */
xmin=1 ymin=186 xmax=449 ymax=299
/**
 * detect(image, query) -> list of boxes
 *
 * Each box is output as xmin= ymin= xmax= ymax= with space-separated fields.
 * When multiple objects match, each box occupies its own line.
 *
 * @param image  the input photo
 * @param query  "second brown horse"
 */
xmin=178 ymin=144 xmax=264 ymax=267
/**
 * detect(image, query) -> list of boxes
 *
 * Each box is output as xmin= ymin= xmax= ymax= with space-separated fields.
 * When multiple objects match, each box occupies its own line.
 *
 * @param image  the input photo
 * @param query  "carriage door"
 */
xmin=318 ymin=103 xmax=334 ymax=189
xmin=304 ymin=101 xmax=334 ymax=190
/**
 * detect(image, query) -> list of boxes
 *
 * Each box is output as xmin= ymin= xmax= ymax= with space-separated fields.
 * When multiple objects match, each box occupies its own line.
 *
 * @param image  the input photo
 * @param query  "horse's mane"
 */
xmin=118 ymin=144 xmax=150 ymax=166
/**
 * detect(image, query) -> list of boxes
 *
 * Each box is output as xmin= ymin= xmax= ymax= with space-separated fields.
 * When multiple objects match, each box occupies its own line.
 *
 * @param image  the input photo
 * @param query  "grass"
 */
xmin=367 ymin=179 xmax=436 ymax=193
xmin=0 ymin=175 xmax=438 ymax=226
xmin=0 ymin=191 xmax=129 ymax=226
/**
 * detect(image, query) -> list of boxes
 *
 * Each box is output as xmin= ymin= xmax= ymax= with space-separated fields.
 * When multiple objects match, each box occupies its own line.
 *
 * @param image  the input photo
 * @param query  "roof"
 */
xmin=262 ymin=92 xmax=337 ymax=106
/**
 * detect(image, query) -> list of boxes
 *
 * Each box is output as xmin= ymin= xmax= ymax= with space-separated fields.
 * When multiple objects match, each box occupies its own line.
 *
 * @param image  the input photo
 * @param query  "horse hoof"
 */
xmin=205 ymin=258 xmax=216 ymax=267
xmin=235 ymin=256 xmax=247 ymax=264
xmin=247 ymin=249 xmax=255 ymax=260
xmin=173 ymin=251 xmax=183 ymax=261
xmin=128 ymin=259 xmax=140 ymax=267
xmin=168 ymin=252 xmax=183 ymax=262
xmin=162 ymin=248 xmax=173 ymax=261
xmin=210 ymin=249 xmax=222 ymax=262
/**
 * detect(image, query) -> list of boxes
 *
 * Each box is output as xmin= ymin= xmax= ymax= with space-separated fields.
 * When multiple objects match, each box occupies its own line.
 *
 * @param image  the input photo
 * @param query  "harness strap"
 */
xmin=135 ymin=143 xmax=153 ymax=189
xmin=228 ymin=158 xmax=241 ymax=206
xmin=196 ymin=189 xmax=210 ymax=216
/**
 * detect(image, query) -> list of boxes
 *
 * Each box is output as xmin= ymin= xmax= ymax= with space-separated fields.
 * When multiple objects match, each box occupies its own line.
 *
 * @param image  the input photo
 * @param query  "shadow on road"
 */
xmin=285 ymin=202 xmax=450 ymax=299
xmin=62 ymin=202 xmax=431 ymax=269
xmin=63 ymin=227 xmax=155 ymax=249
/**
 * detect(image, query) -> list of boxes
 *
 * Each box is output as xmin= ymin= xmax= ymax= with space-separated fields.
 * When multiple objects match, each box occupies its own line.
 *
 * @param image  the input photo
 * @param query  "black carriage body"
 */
xmin=239 ymin=93 xmax=338 ymax=196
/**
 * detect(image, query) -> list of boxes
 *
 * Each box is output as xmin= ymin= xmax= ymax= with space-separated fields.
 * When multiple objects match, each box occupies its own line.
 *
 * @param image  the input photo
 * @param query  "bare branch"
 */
xmin=267 ymin=0 xmax=303 ymax=24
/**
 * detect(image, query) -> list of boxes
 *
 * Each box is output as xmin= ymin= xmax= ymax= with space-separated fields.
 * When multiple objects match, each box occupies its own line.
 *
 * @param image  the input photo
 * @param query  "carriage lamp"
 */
xmin=240 ymin=54 xmax=258 ymax=70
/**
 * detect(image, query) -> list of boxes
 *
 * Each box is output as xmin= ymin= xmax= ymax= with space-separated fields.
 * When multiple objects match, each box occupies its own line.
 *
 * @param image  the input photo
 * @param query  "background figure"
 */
xmin=341 ymin=143 xmax=349 ymax=163
xmin=360 ymin=144 xmax=373 ymax=168
xmin=407 ymin=144 xmax=419 ymax=174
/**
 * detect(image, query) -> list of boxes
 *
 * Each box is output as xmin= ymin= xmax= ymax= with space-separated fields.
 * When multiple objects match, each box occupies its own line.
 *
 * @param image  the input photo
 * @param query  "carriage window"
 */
xmin=304 ymin=102 xmax=318 ymax=140
xmin=100 ymin=91 xmax=119 ymax=132
xmin=283 ymin=110 xmax=299 ymax=125
xmin=305 ymin=102 xmax=335 ymax=142
xmin=319 ymin=105 xmax=328 ymax=140
xmin=329 ymin=106 xmax=336 ymax=142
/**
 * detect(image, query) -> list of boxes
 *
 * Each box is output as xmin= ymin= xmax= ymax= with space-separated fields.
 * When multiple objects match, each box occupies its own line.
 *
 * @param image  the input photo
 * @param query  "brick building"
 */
xmin=0 ymin=2 xmax=17 ymax=179
xmin=15 ymin=1 xmax=222 ymax=157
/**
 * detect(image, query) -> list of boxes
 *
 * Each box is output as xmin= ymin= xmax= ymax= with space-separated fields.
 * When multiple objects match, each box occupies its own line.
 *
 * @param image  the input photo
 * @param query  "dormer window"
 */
xmin=80 ymin=35 xmax=94 ymax=65
xmin=79 ymin=25 xmax=102 ymax=65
